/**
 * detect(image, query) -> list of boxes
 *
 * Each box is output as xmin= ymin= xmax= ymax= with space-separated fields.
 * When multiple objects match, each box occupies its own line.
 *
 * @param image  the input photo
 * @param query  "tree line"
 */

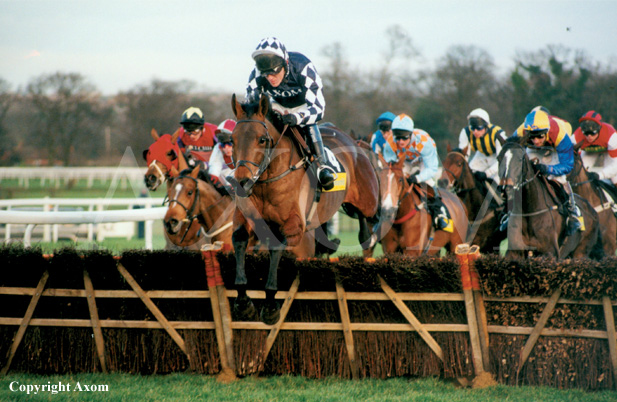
xmin=1 ymin=26 xmax=616 ymax=167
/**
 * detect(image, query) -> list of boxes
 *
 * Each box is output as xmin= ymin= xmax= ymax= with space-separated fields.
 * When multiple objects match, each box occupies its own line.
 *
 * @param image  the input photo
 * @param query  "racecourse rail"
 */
xmin=0 ymin=167 xmax=145 ymax=188
xmin=0 ymin=198 xmax=166 ymax=249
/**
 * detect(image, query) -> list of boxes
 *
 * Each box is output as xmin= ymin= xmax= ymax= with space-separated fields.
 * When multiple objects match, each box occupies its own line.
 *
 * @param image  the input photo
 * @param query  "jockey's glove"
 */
xmin=474 ymin=171 xmax=488 ymax=182
xmin=534 ymin=163 xmax=550 ymax=176
xmin=406 ymin=174 xmax=418 ymax=185
xmin=281 ymin=114 xmax=298 ymax=126
xmin=588 ymin=171 xmax=600 ymax=181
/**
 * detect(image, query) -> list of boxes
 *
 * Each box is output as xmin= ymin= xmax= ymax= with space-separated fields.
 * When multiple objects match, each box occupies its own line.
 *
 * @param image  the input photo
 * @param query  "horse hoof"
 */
xmin=260 ymin=302 xmax=281 ymax=325
xmin=233 ymin=295 xmax=259 ymax=321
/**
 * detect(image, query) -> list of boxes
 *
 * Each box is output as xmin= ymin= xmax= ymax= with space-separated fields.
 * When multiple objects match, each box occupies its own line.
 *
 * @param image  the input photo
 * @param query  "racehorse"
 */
xmin=497 ymin=140 xmax=603 ymax=259
xmin=142 ymin=128 xmax=207 ymax=250
xmin=143 ymin=128 xmax=182 ymax=191
xmin=229 ymin=93 xmax=379 ymax=324
xmin=567 ymin=142 xmax=616 ymax=256
xmin=438 ymin=146 xmax=505 ymax=253
xmin=372 ymin=155 xmax=468 ymax=255
xmin=164 ymin=165 xmax=235 ymax=248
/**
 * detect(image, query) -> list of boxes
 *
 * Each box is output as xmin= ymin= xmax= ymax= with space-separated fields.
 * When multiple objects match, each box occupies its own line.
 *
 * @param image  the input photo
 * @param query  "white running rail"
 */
xmin=0 ymin=197 xmax=166 ymax=249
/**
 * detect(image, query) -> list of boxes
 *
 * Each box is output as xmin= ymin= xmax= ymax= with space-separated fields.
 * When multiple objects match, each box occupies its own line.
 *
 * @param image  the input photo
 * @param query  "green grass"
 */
xmin=1 ymin=373 xmax=616 ymax=402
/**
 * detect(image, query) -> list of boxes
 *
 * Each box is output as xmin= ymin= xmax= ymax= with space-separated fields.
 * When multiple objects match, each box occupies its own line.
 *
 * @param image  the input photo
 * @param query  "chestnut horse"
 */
xmin=164 ymin=165 xmax=235 ymax=248
xmin=567 ymin=143 xmax=616 ymax=256
xmin=497 ymin=141 xmax=603 ymax=259
xmin=371 ymin=155 xmax=468 ymax=255
xmin=437 ymin=146 xmax=505 ymax=253
xmin=229 ymin=94 xmax=379 ymax=324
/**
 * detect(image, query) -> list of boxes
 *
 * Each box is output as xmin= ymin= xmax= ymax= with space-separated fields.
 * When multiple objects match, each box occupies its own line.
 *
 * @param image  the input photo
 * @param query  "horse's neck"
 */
xmin=198 ymin=184 xmax=231 ymax=227
xmin=460 ymin=171 xmax=485 ymax=215
xmin=521 ymin=172 xmax=552 ymax=212
xmin=572 ymin=165 xmax=603 ymax=205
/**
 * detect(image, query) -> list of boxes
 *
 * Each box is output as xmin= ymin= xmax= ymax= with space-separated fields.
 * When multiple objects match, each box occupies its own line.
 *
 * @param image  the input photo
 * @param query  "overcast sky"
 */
xmin=2 ymin=0 xmax=616 ymax=96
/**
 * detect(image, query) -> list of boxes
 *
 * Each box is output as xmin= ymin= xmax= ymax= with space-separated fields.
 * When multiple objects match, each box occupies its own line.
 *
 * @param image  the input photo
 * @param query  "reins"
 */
xmin=234 ymin=119 xmax=310 ymax=187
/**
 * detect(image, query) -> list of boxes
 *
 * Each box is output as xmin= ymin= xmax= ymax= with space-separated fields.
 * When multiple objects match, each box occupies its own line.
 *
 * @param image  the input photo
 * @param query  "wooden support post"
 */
xmin=379 ymin=276 xmax=444 ymax=362
xmin=116 ymin=262 xmax=189 ymax=359
xmin=258 ymin=275 xmax=301 ymax=374
xmin=517 ymin=289 xmax=561 ymax=373
xmin=602 ymin=296 xmax=617 ymax=388
xmin=83 ymin=269 xmax=107 ymax=373
xmin=467 ymin=245 xmax=491 ymax=368
xmin=455 ymin=244 xmax=484 ymax=374
xmin=336 ymin=281 xmax=359 ymax=379
xmin=202 ymin=245 xmax=236 ymax=380
xmin=1 ymin=270 xmax=49 ymax=375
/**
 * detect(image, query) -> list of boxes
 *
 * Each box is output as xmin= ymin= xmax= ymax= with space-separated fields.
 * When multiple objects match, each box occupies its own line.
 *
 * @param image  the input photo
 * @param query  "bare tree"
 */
xmin=0 ymin=77 xmax=17 ymax=165
xmin=25 ymin=72 xmax=111 ymax=165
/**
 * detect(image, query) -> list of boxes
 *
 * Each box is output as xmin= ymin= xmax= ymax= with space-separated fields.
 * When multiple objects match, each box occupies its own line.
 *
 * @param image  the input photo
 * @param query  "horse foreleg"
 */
xmin=232 ymin=224 xmax=258 ymax=320
xmin=261 ymin=242 xmax=286 ymax=325
xmin=357 ymin=216 xmax=373 ymax=255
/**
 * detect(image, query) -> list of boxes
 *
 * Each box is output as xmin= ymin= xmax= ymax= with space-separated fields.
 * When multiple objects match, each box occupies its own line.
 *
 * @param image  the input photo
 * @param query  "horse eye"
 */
xmin=258 ymin=136 xmax=268 ymax=145
xmin=188 ymin=190 xmax=193 ymax=196
xmin=167 ymin=150 xmax=177 ymax=161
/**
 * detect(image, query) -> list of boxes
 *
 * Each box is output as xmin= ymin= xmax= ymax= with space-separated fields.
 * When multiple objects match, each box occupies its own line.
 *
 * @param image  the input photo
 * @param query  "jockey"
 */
xmin=245 ymin=37 xmax=335 ymax=190
xmin=457 ymin=108 xmax=507 ymax=182
xmin=572 ymin=110 xmax=617 ymax=187
xmin=369 ymin=111 xmax=396 ymax=155
xmin=512 ymin=108 xmax=583 ymax=235
xmin=177 ymin=107 xmax=218 ymax=168
xmin=383 ymin=114 xmax=453 ymax=232
xmin=208 ymin=119 xmax=236 ymax=189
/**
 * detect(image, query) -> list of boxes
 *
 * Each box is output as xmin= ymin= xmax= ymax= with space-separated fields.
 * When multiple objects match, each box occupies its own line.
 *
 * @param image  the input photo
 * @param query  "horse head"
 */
xmin=497 ymin=140 xmax=539 ymax=210
xmin=228 ymin=93 xmax=279 ymax=197
xmin=438 ymin=148 xmax=469 ymax=190
xmin=163 ymin=165 xmax=201 ymax=236
xmin=143 ymin=128 xmax=183 ymax=191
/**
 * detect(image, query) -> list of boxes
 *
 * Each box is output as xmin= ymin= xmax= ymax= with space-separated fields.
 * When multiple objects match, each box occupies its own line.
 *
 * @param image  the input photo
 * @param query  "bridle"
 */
xmin=232 ymin=118 xmax=309 ymax=196
xmin=442 ymin=152 xmax=475 ymax=193
xmin=166 ymin=174 xmax=226 ymax=243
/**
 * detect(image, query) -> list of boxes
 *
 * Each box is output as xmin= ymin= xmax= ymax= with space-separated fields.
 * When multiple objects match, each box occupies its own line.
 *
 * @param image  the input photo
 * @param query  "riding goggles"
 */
xmin=394 ymin=135 xmax=410 ymax=142
xmin=221 ymin=141 xmax=233 ymax=147
xmin=525 ymin=129 xmax=548 ymax=139
xmin=583 ymin=129 xmax=599 ymax=136
xmin=183 ymin=124 xmax=203 ymax=133
xmin=470 ymin=125 xmax=486 ymax=131
xmin=259 ymin=64 xmax=284 ymax=76
xmin=378 ymin=122 xmax=392 ymax=132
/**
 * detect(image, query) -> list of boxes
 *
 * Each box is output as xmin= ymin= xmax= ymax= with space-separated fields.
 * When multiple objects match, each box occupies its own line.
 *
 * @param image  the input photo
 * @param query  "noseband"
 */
xmin=234 ymin=119 xmax=274 ymax=184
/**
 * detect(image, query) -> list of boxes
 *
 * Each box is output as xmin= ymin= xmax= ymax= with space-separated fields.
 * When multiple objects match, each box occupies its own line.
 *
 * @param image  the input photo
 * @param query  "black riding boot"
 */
xmin=308 ymin=125 xmax=335 ymax=190
xmin=563 ymin=181 xmax=584 ymax=236
xmin=429 ymin=189 xmax=453 ymax=233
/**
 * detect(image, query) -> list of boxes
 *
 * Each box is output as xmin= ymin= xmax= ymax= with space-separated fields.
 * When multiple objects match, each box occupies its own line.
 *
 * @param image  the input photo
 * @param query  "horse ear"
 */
xmin=574 ymin=139 xmax=584 ymax=152
xmin=190 ymin=165 xmax=200 ymax=179
xmin=171 ymin=127 xmax=182 ymax=142
xmin=446 ymin=143 xmax=452 ymax=153
xmin=462 ymin=145 xmax=469 ymax=156
xmin=178 ymin=150 xmax=189 ymax=171
xmin=258 ymin=93 xmax=270 ymax=117
xmin=231 ymin=94 xmax=244 ymax=118
xmin=170 ymin=165 xmax=179 ymax=178
xmin=151 ymin=128 xmax=160 ymax=141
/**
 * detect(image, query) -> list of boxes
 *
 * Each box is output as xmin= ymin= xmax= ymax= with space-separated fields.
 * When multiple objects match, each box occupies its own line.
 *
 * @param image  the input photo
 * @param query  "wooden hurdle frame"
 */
xmin=1 ymin=245 xmax=617 ymax=389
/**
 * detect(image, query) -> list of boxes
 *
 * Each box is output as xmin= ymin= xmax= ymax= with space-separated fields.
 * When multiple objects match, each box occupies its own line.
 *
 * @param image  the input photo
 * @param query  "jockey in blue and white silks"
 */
xmin=245 ymin=37 xmax=334 ymax=189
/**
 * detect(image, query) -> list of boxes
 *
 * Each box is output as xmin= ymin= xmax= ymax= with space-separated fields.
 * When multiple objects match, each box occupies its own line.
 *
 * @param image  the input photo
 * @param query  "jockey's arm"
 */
xmin=457 ymin=128 xmax=471 ymax=157
xmin=416 ymin=136 xmax=439 ymax=183
xmin=549 ymin=136 xmax=575 ymax=176
xmin=244 ymin=68 xmax=261 ymax=103
xmin=383 ymin=141 xmax=398 ymax=164
xmin=294 ymin=62 xmax=325 ymax=126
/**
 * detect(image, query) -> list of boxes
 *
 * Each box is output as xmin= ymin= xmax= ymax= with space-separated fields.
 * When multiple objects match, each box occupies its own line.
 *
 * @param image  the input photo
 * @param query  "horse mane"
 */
xmin=240 ymin=99 xmax=285 ymax=133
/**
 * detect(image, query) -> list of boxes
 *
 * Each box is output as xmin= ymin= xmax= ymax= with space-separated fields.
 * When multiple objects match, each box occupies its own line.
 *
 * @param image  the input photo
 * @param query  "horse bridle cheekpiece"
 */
xmin=166 ymin=174 xmax=200 ymax=243
xmin=232 ymin=119 xmax=283 ymax=197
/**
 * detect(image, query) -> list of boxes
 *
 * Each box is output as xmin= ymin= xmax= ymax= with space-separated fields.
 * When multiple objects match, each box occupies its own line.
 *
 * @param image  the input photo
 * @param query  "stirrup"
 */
xmin=499 ymin=212 xmax=509 ymax=232
xmin=317 ymin=166 xmax=336 ymax=190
